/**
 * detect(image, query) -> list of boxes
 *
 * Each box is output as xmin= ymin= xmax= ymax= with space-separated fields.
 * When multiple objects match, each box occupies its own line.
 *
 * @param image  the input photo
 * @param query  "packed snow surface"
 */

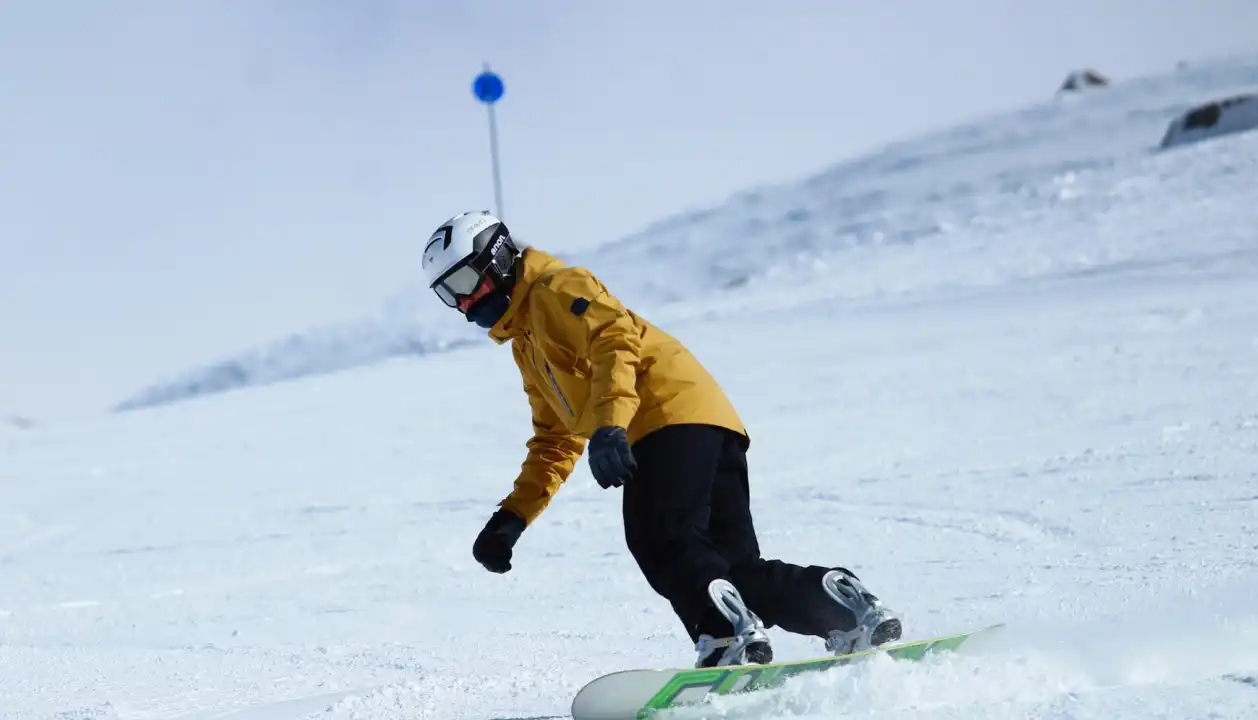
xmin=5 ymin=55 xmax=1258 ymax=719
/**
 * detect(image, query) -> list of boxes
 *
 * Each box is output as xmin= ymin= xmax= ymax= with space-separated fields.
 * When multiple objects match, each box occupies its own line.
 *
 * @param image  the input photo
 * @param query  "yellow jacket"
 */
xmin=487 ymin=248 xmax=746 ymax=525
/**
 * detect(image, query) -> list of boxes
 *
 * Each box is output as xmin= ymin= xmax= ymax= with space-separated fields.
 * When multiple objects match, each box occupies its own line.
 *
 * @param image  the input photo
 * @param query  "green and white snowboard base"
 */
xmin=570 ymin=623 xmax=1005 ymax=720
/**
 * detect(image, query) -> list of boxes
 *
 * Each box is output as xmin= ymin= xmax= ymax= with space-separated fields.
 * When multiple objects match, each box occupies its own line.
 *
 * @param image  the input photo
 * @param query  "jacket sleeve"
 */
xmin=535 ymin=271 xmax=644 ymax=430
xmin=580 ymin=284 xmax=643 ymax=430
xmin=499 ymin=347 xmax=587 ymax=526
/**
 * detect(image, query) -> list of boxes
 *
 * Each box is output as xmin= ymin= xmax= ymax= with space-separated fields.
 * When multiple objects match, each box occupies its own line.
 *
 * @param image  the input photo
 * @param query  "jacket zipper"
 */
xmin=544 ymin=362 xmax=576 ymax=417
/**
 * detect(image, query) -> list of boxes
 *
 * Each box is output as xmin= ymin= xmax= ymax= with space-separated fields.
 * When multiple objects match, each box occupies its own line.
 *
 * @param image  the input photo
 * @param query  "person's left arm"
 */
xmin=536 ymin=271 xmax=644 ymax=487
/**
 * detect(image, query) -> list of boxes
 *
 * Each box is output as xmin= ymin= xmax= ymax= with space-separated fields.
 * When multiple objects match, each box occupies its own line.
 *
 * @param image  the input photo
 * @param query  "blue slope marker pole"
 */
xmin=472 ymin=64 xmax=506 ymax=220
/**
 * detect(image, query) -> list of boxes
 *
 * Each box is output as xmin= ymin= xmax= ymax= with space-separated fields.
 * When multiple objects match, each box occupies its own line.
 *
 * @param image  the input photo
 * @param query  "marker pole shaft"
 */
xmin=487 ymin=102 xmax=504 ymax=220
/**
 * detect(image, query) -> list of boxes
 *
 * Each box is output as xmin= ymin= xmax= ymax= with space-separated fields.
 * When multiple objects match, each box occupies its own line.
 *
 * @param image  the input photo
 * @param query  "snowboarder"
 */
xmin=421 ymin=210 xmax=902 ymax=667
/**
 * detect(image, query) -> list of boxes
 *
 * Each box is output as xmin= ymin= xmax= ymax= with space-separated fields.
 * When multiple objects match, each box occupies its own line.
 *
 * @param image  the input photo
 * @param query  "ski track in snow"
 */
xmin=6 ymin=55 xmax=1258 ymax=720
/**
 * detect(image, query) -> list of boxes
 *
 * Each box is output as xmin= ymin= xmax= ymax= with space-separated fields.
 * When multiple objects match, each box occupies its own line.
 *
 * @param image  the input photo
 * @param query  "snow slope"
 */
xmin=114 ymin=53 xmax=1258 ymax=411
xmin=5 ymin=55 xmax=1258 ymax=719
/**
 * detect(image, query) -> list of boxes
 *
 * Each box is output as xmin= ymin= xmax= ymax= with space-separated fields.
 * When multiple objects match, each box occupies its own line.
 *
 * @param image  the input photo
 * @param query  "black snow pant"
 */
xmin=622 ymin=423 xmax=850 ymax=643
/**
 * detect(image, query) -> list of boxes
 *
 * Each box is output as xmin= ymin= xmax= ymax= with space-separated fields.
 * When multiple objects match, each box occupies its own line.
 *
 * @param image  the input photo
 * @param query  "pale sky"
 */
xmin=3 ymin=0 xmax=1257 ymax=419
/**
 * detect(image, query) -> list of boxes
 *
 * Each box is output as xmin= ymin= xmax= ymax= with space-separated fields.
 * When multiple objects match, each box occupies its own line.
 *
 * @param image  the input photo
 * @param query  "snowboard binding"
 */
xmin=693 ymin=579 xmax=773 ymax=667
xmin=821 ymin=568 xmax=903 ymax=655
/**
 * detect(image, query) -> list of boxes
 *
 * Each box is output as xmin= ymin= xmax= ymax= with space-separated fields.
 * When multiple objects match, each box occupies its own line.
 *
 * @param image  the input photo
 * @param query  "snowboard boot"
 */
xmin=693 ymin=578 xmax=773 ymax=668
xmin=820 ymin=568 xmax=902 ymax=656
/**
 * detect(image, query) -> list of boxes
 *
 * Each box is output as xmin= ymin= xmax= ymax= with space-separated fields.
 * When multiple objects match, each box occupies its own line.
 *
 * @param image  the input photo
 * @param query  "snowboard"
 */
xmin=570 ymin=623 xmax=1005 ymax=720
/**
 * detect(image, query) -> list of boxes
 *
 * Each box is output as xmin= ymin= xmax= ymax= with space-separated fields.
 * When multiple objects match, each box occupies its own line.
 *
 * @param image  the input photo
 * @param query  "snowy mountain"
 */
xmin=5 ymin=53 xmax=1258 ymax=719
xmin=114 ymin=54 xmax=1258 ymax=412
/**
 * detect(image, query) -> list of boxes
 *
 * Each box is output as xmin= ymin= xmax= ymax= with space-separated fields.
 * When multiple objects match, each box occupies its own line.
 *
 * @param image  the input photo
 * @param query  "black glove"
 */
xmin=588 ymin=426 xmax=637 ymax=489
xmin=472 ymin=508 xmax=526 ymax=573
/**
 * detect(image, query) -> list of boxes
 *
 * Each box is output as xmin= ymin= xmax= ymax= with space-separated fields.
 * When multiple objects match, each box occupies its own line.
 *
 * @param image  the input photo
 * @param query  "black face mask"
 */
xmin=465 ymin=289 xmax=511 ymax=329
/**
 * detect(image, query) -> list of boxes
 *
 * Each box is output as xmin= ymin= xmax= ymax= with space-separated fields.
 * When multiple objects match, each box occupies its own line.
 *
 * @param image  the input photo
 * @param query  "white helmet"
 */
xmin=421 ymin=210 xmax=521 ymax=311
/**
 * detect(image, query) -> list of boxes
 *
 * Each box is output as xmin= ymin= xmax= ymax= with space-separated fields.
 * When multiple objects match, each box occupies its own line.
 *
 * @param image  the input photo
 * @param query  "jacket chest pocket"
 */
xmin=537 ymin=345 xmax=591 ymax=420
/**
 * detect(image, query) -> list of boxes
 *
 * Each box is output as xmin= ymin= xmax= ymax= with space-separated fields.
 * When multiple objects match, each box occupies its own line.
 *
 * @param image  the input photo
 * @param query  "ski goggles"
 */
xmin=432 ymin=263 xmax=492 ymax=310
